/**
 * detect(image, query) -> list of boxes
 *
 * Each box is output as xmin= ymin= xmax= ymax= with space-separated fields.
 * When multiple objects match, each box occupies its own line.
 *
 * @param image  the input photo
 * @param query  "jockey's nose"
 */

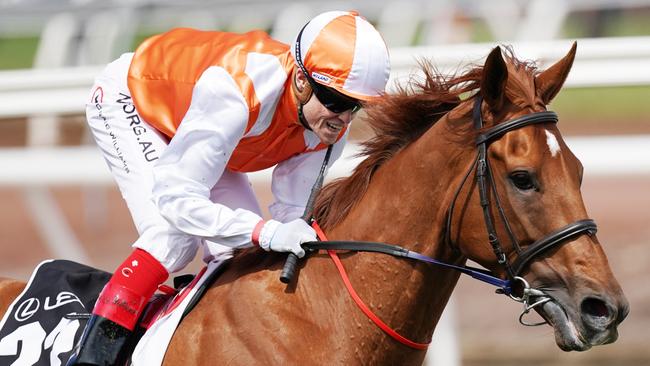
xmin=338 ymin=109 xmax=354 ymax=123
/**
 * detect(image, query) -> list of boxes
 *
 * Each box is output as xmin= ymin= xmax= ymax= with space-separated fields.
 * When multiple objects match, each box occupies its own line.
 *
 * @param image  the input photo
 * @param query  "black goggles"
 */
xmin=294 ymin=22 xmax=362 ymax=114
xmin=305 ymin=76 xmax=362 ymax=114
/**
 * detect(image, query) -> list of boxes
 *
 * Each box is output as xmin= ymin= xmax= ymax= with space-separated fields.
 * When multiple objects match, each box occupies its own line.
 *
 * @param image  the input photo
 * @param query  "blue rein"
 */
xmin=302 ymin=240 xmax=513 ymax=295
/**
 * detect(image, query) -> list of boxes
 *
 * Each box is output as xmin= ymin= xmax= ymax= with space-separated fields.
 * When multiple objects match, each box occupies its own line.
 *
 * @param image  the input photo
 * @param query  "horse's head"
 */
xmin=452 ymin=43 xmax=629 ymax=351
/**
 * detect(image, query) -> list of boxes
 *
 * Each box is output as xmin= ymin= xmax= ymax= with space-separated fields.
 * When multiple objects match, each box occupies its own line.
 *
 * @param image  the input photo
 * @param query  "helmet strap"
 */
xmin=297 ymin=103 xmax=312 ymax=131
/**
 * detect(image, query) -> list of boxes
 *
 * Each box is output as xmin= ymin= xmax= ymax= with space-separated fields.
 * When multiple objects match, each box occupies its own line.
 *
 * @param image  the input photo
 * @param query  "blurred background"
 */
xmin=0 ymin=0 xmax=648 ymax=365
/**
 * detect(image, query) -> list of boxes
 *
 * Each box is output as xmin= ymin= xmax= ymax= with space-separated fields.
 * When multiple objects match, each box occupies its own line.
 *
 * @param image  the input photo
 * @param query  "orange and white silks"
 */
xmin=127 ymin=28 xmax=345 ymax=172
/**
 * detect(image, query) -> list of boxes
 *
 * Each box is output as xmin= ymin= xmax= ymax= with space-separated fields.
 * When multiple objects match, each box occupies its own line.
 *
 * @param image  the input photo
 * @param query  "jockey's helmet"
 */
xmin=291 ymin=10 xmax=390 ymax=104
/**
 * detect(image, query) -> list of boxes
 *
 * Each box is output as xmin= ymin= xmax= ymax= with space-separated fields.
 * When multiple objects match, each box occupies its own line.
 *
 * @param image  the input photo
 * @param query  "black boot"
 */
xmin=66 ymin=315 xmax=133 ymax=366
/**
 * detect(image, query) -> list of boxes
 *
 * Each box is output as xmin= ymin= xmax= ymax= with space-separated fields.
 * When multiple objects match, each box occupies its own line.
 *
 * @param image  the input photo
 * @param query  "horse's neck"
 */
xmin=324 ymin=115 xmax=471 ymax=357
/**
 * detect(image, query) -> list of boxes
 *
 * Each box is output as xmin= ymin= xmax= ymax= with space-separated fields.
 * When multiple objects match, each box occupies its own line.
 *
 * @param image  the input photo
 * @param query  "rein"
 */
xmin=303 ymin=238 xmax=511 ymax=291
xmin=309 ymin=222 xmax=431 ymax=350
xmin=304 ymin=223 xmax=513 ymax=350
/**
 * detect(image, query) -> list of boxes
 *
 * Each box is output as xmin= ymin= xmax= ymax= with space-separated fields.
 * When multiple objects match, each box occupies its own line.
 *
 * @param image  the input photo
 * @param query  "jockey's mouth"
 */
xmin=326 ymin=120 xmax=345 ymax=132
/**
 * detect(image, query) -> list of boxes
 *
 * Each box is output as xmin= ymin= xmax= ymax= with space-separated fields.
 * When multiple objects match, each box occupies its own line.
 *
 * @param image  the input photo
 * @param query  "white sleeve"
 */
xmin=269 ymin=131 xmax=347 ymax=222
xmin=151 ymin=67 xmax=262 ymax=248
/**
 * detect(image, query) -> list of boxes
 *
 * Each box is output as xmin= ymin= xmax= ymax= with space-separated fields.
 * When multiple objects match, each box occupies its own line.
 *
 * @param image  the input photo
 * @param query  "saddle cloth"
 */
xmin=0 ymin=260 xmax=111 ymax=366
xmin=0 ymin=259 xmax=227 ymax=366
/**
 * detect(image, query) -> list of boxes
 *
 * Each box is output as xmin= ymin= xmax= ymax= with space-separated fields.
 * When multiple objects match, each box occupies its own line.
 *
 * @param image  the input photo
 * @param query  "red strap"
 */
xmin=252 ymin=220 xmax=265 ymax=246
xmin=311 ymin=222 xmax=430 ymax=350
xmin=157 ymin=284 xmax=178 ymax=296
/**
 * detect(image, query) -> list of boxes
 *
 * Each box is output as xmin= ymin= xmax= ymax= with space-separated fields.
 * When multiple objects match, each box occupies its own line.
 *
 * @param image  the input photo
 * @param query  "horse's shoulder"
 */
xmin=0 ymin=278 xmax=26 ymax=296
xmin=0 ymin=278 xmax=26 ymax=317
xmin=202 ymin=249 xmax=311 ymax=304
xmin=227 ymin=249 xmax=286 ymax=276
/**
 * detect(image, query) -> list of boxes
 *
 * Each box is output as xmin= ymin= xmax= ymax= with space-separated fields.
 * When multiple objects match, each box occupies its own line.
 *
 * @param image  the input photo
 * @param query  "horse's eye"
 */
xmin=510 ymin=171 xmax=535 ymax=191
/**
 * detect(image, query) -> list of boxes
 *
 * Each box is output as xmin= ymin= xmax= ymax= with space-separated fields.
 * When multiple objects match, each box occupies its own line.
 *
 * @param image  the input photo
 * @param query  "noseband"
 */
xmin=445 ymin=96 xmax=597 ymax=281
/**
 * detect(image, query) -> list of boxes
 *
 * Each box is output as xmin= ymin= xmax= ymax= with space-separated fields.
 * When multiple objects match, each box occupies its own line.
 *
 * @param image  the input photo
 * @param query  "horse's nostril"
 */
xmin=581 ymin=297 xmax=610 ymax=319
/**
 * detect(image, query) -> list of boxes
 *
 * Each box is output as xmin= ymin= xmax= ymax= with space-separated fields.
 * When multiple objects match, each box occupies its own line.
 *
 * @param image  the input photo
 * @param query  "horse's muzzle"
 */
xmin=542 ymin=291 xmax=629 ymax=351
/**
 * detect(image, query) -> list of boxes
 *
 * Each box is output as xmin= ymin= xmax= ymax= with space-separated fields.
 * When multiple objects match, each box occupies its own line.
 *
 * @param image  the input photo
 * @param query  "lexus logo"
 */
xmin=14 ymin=298 xmax=40 ymax=322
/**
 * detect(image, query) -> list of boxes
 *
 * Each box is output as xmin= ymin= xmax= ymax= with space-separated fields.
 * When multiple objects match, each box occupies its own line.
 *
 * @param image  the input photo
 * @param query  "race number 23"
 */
xmin=0 ymin=318 xmax=79 ymax=366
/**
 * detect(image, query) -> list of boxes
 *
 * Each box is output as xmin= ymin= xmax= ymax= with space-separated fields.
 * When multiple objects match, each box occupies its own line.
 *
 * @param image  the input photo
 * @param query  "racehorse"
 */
xmin=0 ymin=43 xmax=628 ymax=365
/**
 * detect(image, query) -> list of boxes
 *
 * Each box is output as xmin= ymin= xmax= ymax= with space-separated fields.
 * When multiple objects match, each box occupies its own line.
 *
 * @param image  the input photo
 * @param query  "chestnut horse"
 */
xmin=0 ymin=44 xmax=628 ymax=365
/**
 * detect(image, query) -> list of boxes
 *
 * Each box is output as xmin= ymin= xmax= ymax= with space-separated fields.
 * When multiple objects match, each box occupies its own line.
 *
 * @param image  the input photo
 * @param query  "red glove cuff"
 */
xmin=252 ymin=220 xmax=266 ymax=246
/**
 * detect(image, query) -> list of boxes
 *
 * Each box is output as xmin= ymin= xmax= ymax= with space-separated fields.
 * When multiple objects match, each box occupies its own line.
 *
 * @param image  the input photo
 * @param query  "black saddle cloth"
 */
xmin=0 ymin=259 xmax=110 ymax=366
xmin=0 ymin=258 xmax=228 ymax=366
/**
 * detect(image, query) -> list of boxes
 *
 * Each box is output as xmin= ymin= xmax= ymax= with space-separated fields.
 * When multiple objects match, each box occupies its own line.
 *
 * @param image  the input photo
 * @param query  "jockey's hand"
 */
xmin=259 ymin=219 xmax=314 ymax=258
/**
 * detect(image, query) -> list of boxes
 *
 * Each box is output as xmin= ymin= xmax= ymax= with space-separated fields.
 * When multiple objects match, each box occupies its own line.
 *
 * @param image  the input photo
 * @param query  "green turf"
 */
xmin=550 ymin=86 xmax=650 ymax=121
xmin=563 ymin=9 xmax=650 ymax=38
xmin=606 ymin=12 xmax=650 ymax=36
xmin=0 ymin=36 xmax=38 ymax=69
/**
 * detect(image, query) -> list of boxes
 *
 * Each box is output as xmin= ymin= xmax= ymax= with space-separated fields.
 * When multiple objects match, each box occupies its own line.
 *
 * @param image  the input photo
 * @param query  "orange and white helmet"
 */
xmin=291 ymin=10 xmax=390 ymax=101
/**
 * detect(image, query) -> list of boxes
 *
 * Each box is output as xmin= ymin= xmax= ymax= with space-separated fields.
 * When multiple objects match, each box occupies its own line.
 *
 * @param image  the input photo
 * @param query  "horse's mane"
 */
xmin=312 ymin=48 xmax=539 ymax=230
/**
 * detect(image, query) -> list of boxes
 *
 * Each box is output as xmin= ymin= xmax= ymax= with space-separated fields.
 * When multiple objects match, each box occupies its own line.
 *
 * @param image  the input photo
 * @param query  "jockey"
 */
xmin=68 ymin=10 xmax=390 ymax=366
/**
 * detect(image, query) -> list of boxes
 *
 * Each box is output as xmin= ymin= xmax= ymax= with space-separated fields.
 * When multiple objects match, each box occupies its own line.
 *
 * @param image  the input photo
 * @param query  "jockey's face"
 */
xmin=295 ymin=70 xmax=357 ymax=145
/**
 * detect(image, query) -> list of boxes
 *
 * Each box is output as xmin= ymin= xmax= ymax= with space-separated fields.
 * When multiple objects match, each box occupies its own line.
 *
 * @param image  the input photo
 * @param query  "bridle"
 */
xmin=444 ymin=96 xmax=597 ymax=324
xmin=289 ymin=94 xmax=600 ymax=331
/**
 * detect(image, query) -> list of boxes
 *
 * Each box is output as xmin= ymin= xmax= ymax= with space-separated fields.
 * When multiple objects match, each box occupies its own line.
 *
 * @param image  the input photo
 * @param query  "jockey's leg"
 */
xmin=67 ymin=249 xmax=168 ymax=366
xmin=70 ymin=54 xmax=173 ymax=365
xmin=67 ymin=225 xmax=199 ymax=366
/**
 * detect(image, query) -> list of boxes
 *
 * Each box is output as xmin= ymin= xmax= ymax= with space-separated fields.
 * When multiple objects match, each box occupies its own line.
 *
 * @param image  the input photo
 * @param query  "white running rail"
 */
xmin=0 ymin=136 xmax=648 ymax=187
xmin=1 ymin=36 xmax=650 ymax=118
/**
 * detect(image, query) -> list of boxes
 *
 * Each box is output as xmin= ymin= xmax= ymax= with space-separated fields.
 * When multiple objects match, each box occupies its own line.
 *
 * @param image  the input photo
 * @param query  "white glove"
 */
xmin=257 ymin=219 xmax=314 ymax=258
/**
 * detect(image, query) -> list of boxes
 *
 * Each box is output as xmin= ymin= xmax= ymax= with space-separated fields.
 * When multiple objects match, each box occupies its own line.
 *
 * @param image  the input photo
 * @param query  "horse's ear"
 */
xmin=480 ymin=46 xmax=508 ymax=112
xmin=535 ymin=41 xmax=577 ymax=104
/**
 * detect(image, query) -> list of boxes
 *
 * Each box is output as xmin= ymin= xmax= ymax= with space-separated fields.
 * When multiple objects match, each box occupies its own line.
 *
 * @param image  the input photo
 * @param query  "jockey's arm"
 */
xmin=151 ymin=67 xmax=263 ymax=249
xmin=269 ymin=132 xmax=347 ymax=222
